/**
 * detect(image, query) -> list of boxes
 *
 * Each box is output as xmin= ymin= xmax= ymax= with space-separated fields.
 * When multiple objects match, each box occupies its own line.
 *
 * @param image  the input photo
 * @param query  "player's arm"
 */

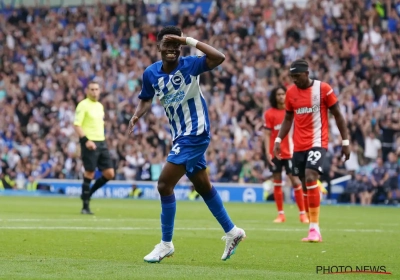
xmin=276 ymin=111 xmax=294 ymax=140
xmin=273 ymin=111 xmax=293 ymax=160
xmin=277 ymin=89 xmax=294 ymax=140
xmin=264 ymin=129 xmax=271 ymax=158
xmin=329 ymin=103 xmax=350 ymax=160
xmin=274 ymin=91 xmax=294 ymax=159
xmin=73 ymin=102 xmax=85 ymax=136
xmin=324 ymin=83 xmax=350 ymax=160
xmin=74 ymin=125 xmax=86 ymax=138
xmin=131 ymin=99 xmax=152 ymax=122
xmin=329 ymin=103 xmax=349 ymax=141
xmin=192 ymin=40 xmax=225 ymax=69
xmin=263 ymin=111 xmax=274 ymax=166
xmin=128 ymin=70 xmax=154 ymax=134
xmin=163 ymin=35 xmax=225 ymax=70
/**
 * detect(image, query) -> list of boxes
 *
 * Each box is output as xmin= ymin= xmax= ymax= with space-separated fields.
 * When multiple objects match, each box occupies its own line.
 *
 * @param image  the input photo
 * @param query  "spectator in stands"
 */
xmin=379 ymin=110 xmax=400 ymax=161
xmin=384 ymin=152 xmax=400 ymax=204
xmin=218 ymin=154 xmax=242 ymax=183
xmin=358 ymin=173 xmax=374 ymax=206
xmin=344 ymin=142 xmax=362 ymax=172
xmin=345 ymin=172 xmax=362 ymax=204
xmin=371 ymin=157 xmax=389 ymax=204
xmin=329 ymin=157 xmax=348 ymax=180
xmin=363 ymin=131 xmax=382 ymax=163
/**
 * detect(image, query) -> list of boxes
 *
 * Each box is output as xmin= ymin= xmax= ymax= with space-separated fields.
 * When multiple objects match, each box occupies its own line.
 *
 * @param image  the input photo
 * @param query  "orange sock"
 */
xmin=303 ymin=193 xmax=309 ymax=219
xmin=307 ymin=181 xmax=320 ymax=224
xmin=293 ymin=185 xmax=305 ymax=213
xmin=273 ymin=180 xmax=284 ymax=214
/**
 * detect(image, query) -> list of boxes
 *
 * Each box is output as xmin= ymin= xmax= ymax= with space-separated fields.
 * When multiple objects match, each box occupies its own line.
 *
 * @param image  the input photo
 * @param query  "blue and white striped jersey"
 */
xmin=139 ymin=55 xmax=211 ymax=141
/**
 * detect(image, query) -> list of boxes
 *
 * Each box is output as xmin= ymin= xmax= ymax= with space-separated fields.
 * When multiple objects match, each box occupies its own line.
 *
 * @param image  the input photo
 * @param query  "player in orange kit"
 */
xmin=264 ymin=87 xmax=309 ymax=224
xmin=274 ymin=59 xmax=350 ymax=242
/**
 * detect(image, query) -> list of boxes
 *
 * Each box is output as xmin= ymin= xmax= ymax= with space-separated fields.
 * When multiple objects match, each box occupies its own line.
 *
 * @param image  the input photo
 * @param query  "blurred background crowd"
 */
xmin=0 ymin=0 xmax=399 ymax=204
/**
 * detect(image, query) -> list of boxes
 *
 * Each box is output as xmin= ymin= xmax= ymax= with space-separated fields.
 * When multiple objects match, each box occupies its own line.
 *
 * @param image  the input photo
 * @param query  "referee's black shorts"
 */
xmin=81 ymin=141 xmax=113 ymax=172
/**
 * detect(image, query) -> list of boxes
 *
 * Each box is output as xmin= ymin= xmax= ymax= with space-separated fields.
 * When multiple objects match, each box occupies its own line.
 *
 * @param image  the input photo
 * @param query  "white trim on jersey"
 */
xmin=289 ymin=122 xmax=294 ymax=156
xmin=311 ymin=80 xmax=322 ymax=148
xmin=182 ymin=101 xmax=193 ymax=136
xmin=194 ymin=92 xmax=205 ymax=135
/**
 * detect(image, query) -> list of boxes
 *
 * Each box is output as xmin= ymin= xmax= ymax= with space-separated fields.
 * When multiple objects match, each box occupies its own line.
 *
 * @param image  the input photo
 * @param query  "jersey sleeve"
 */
xmin=264 ymin=110 xmax=273 ymax=129
xmin=322 ymin=82 xmax=338 ymax=108
xmin=73 ymin=102 xmax=85 ymax=127
xmin=187 ymin=55 xmax=211 ymax=76
xmin=138 ymin=69 xmax=155 ymax=100
xmin=285 ymin=89 xmax=293 ymax=112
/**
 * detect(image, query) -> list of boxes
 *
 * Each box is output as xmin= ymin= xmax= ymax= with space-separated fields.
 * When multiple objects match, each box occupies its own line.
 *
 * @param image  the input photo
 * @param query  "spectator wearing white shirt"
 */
xmin=364 ymin=131 xmax=382 ymax=163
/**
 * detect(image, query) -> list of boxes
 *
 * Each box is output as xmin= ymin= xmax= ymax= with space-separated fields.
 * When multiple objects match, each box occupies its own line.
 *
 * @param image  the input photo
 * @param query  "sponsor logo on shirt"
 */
xmin=296 ymin=105 xmax=320 ymax=115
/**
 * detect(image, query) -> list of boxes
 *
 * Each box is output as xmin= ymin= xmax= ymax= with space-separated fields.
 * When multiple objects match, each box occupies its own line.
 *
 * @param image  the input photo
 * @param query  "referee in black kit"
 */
xmin=74 ymin=81 xmax=115 ymax=214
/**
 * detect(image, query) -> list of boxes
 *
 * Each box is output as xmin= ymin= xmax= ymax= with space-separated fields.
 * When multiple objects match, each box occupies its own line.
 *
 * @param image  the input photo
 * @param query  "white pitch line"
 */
xmin=0 ymin=226 xmax=394 ymax=233
xmin=0 ymin=219 xmax=399 ymax=227
xmin=0 ymin=218 xmax=159 ymax=222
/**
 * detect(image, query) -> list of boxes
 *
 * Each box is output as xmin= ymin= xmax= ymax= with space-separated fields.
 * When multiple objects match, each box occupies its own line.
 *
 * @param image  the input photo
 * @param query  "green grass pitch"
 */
xmin=0 ymin=196 xmax=399 ymax=280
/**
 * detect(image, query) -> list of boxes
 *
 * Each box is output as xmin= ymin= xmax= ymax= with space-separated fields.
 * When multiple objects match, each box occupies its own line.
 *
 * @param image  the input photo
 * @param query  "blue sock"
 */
xmin=161 ymin=194 xmax=176 ymax=242
xmin=202 ymin=187 xmax=235 ymax=233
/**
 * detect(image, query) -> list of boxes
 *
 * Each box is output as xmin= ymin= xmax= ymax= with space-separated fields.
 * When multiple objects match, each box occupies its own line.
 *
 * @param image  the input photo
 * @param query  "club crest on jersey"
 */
xmin=171 ymin=73 xmax=184 ymax=86
xmin=274 ymin=124 xmax=281 ymax=131
xmin=296 ymin=105 xmax=320 ymax=115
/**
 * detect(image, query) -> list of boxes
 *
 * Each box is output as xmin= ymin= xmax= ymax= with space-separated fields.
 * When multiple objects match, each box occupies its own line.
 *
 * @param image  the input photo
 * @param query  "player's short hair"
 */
xmin=269 ymin=86 xmax=287 ymax=109
xmin=87 ymin=81 xmax=99 ymax=87
xmin=157 ymin=26 xmax=182 ymax=42
xmin=87 ymin=81 xmax=100 ymax=90
xmin=290 ymin=59 xmax=309 ymax=73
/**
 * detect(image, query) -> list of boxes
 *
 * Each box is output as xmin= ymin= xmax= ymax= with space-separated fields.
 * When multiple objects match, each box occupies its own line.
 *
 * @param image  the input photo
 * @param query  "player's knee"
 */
xmin=157 ymin=180 xmax=173 ymax=195
xmin=194 ymin=182 xmax=212 ymax=196
xmin=273 ymin=173 xmax=282 ymax=181
xmin=189 ymin=169 xmax=212 ymax=195
xmin=103 ymin=168 xmax=115 ymax=180
xmin=289 ymin=175 xmax=301 ymax=186
xmin=305 ymin=169 xmax=319 ymax=183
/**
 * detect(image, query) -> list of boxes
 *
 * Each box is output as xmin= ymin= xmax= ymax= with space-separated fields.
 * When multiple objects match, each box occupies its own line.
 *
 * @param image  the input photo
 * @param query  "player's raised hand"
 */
xmin=341 ymin=145 xmax=350 ymax=162
xmin=163 ymin=35 xmax=186 ymax=45
xmin=273 ymin=143 xmax=282 ymax=160
xmin=128 ymin=115 xmax=139 ymax=135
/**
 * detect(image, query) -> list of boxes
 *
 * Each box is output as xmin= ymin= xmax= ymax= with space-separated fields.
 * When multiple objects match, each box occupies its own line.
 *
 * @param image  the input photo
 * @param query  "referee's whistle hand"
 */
xmin=86 ymin=141 xmax=97 ymax=150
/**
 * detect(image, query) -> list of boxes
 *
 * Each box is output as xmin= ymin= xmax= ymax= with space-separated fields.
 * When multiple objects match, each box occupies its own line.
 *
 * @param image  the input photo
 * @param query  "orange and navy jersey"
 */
xmin=285 ymin=80 xmax=337 ymax=152
xmin=264 ymin=107 xmax=292 ymax=159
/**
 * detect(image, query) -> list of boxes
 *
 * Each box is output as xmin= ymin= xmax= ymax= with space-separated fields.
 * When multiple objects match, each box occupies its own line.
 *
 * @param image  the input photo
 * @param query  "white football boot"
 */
xmin=221 ymin=226 xmax=246 ymax=261
xmin=144 ymin=242 xmax=174 ymax=263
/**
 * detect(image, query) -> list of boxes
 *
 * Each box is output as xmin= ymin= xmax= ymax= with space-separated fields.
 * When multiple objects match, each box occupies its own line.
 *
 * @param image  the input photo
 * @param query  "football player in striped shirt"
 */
xmin=128 ymin=26 xmax=245 ymax=263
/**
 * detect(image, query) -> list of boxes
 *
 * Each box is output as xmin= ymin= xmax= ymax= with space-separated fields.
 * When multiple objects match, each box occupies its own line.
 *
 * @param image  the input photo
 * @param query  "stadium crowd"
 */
xmin=0 ymin=0 xmax=399 ymax=204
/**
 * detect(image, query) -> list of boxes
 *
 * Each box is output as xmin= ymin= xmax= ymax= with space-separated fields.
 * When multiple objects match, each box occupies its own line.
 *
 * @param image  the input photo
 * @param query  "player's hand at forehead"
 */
xmin=162 ymin=34 xmax=186 ymax=45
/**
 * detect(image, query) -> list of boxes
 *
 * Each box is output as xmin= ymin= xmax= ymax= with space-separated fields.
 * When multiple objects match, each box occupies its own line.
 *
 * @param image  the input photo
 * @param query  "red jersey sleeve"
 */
xmin=264 ymin=110 xmax=273 ymax=129
xmin=285 ymin=88 xmax=294 ymax=112
xmin=322 ymin=82 xmax=338 ymax=108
